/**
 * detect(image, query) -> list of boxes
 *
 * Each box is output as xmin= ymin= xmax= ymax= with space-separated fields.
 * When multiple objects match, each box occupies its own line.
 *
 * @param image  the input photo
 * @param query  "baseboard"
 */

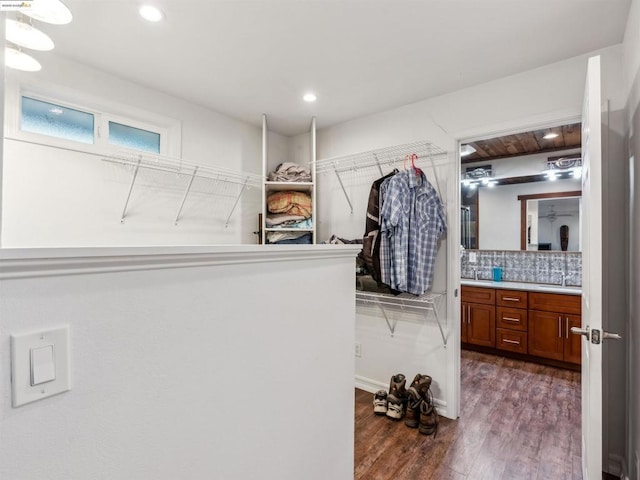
xmin=354 ymin=374 xmax=447 ymax=414
xmin=355 ymin=375 xmax=387 ymax=394
xmin=607 ymin=453 xmax=625 ymax=478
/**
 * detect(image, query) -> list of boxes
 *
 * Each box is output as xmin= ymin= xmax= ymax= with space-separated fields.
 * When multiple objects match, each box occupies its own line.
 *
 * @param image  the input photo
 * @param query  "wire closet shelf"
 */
xmin=103 ymin=151 xmax=263 ymax=226
xmin=314 ymin=141 xmax=449 ymax=214
xmin=356 ymin=290 xmax=448 ymax=347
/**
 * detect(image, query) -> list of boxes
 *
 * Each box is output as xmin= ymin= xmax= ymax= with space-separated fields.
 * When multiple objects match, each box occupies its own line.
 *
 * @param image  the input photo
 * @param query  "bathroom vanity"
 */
xmin=461 ymin=280 xmax=582 ymax=370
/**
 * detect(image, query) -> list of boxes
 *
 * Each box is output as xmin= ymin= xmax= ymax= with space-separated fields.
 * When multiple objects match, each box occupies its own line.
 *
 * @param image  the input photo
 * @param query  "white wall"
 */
xmin=477 ymin=178 xmax=581 ymax=250
xmin=2 ymin=55 xmax=263 ymax=247
xmin=0 ymin=245 xmax=358 ymax=480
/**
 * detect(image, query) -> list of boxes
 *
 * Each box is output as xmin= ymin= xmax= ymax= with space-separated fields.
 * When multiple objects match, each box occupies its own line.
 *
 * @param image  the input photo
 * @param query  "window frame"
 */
xmin=6 ymin=80 xmax=181 ymax=158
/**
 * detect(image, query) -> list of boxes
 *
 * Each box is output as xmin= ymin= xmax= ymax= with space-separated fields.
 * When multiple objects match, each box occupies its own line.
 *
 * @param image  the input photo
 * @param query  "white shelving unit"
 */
xmin=261 ymin=114 xmax=316 ymax=244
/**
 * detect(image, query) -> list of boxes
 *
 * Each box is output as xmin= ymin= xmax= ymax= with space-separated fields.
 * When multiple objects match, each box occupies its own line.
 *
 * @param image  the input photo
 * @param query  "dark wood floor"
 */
xmin=355 ymin=350 xmax=582 ymax=479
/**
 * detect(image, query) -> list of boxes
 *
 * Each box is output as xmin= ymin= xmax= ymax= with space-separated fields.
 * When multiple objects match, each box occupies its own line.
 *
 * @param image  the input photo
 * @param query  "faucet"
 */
xmin=561 ymin=272 xmax=567 ymax=287
xmin=474 ymin=269 xmax=479 ymax=281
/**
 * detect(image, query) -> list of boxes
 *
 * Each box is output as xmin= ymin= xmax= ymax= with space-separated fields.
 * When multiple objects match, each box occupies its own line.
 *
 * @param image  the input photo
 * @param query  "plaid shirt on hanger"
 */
xmin=380 ymin=169 xmax=446 ymax=295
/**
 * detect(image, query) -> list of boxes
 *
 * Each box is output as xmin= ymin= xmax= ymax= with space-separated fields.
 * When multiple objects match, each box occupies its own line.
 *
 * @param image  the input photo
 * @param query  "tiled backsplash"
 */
xmin=461 ymin=250 xmax=582 ymax=286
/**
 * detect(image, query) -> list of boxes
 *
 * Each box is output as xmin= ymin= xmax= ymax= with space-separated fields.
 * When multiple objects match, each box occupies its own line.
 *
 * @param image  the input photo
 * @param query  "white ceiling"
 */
xmin=40 ymin=0 xmax=631 ymax=136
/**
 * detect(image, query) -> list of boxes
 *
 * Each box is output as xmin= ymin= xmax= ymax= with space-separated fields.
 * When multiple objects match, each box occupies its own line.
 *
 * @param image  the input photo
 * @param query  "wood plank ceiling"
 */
xmin=461 ymin=122 xmax=581 ymax=164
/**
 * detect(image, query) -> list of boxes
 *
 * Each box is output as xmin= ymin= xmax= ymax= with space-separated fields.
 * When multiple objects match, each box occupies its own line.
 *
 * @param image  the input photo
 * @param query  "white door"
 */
xmin=575 ymin=54 xmax=605 ymax=480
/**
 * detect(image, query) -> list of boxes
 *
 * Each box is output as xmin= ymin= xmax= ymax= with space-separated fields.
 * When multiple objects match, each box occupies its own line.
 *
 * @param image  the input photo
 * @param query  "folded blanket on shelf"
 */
xmin=268 ymin=162 xmax=312 ymax=182
xmin=266 ymin=231 xmax=310 ymax=243
xmin=267 ymin=191 xmax=312 ymax=218
xmin=267 ymin=233 xmax=313 ymax=245
xmin=265 ymin=214 xmax=306 ymax=226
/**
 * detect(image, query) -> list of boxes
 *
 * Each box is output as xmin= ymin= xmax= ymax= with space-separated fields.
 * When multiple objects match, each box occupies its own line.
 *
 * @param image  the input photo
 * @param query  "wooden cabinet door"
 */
xmin=461 ymin=302 xmax=468 ymax=343
xmin=528 ymin=310 xmax=564 ymax=361
xmin=467 ymin=303 xmax=495 ymax=347
xmin=563 ymin=314 xmax=582 ymax=365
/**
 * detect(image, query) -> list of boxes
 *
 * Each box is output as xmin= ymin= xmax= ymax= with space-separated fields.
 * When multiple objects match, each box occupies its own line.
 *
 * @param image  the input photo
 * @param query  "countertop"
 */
xmin=461 ymin=279 xmax=582 ymax=296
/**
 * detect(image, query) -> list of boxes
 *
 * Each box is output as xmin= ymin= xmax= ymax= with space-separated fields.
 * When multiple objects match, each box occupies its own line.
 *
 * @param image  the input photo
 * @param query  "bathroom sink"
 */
xmin=462 ymin=280 xmax=494 ymax=287
xmin=535 ymin=285 xmax=582 ymax=293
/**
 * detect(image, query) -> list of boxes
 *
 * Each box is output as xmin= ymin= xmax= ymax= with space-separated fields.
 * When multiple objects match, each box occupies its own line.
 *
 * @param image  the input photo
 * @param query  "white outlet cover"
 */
xmin=11 ymin=326 xmax=71 ymax=407
xmin=469 ymin=252 xmax=477 ymax=263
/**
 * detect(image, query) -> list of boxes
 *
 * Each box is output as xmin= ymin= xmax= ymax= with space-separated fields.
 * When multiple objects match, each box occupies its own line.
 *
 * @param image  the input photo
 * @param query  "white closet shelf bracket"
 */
xmin=356 ymin=290 xmax=448 ymax=346
xmin=315 ymin=141 xmax=449 ymax=213
xmin=224 ymin=176 xmax=250 ymax=228
xmin=102 ymin=152 xmax=262 ymax=226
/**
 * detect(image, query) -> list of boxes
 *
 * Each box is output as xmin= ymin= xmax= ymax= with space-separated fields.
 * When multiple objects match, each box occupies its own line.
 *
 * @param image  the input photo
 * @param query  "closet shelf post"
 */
xmin=174 ymin=166 xmax=199 ymax=225
xmin=120 ymin=156 xmax=142 ymax=224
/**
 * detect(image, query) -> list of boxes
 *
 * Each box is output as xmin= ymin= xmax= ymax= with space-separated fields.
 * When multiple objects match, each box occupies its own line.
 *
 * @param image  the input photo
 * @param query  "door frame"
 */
xmin=452 ymin=110 xmax=582 ymax=421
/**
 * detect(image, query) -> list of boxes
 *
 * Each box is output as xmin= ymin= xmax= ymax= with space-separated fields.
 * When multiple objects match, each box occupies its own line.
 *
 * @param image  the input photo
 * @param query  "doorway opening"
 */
xmin=457 ymin=121 xmax=584 ymax=477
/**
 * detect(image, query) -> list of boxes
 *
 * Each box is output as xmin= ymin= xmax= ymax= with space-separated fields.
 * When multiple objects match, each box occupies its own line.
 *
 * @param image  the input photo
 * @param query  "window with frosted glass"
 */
xmin=21 ymin=96 xmax=95 ymax=144
xmin=108 ymin=121 xmax=161 ymax=154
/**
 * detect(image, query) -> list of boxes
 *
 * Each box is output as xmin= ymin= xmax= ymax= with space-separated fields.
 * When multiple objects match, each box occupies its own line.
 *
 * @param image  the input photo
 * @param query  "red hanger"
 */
xmin=409 ymin=153 xmax=422 ymax=176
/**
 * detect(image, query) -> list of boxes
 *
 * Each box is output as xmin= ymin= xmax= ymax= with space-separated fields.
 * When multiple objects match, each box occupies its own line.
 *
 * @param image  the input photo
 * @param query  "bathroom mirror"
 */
xmin=518 ymin=191 xmax=582 ymax=251
xmin=460 ymin=123 xmax=582 ymax=252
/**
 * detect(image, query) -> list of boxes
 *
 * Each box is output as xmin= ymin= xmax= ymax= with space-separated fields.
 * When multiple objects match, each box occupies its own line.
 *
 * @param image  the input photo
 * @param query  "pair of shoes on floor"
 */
xmin=404 ymin=374 xmax=438 ymax=436
xmin=373 ymin=373 xmax=408 ymax=420
xmin=372 ymin=373 xmax=438 ymax=436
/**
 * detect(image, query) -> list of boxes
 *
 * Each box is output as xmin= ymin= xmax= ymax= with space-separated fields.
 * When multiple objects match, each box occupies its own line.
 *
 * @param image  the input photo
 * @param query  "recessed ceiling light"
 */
xmin=543 ymin=132 xmax=559 ymax=139
xmin=6 ymin=18 xmax=55 ymax=51
xmin=22 ymin=0 xmax=72 ymax=25
xmin=139 ymin=5 xmax=164 ymax=22
xmin=460 ymin=144 xmax=476 ymax=156
xmin=303 ymin=93 xmax=317 ymax=103
xmin=5 ymin=46 xmax=41 ymax=71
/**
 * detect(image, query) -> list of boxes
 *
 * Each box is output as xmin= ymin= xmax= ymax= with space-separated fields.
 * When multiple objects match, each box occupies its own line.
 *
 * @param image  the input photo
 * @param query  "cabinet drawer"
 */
xmin=496 ymin=289 xmax=528 ymax=308
xmin=529 ymin=292 xmax=581 ymax=314
xmin=496 ymin=329 xmax=528 ymax=354
xmin=496 ymin=307 xmax=528 ymax=331
xmin=461 ymin=286 xmax=495 ymax=305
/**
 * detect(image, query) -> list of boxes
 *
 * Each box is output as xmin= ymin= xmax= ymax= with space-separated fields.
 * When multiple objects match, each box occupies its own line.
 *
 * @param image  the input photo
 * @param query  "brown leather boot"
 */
xmin=404 ymin=390 xmax=421 ymax=428
xmin=386 ymin=374 xmax=407 ymax=420
xmin=418 ymin=392 xmax=438 ymax=437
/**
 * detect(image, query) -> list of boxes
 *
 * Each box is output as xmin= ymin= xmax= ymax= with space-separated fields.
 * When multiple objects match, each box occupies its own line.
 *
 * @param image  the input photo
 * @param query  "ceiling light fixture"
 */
xmin=6 ymin=18 xmax=55 ymax=51
xmin=139 ymin=5 xmax=165 ymax=22
xmin=543 ymin=132 xmax=559 ymax=140
xmin=22 ymin=0 xmax=72 ymax=25
xmin=460 ymin=144 xmax=476 ymax=156
xmin=5 ymin=45 xmax=41 ymax=71
xmin=303 ymin=93 xmax=317 ymax=103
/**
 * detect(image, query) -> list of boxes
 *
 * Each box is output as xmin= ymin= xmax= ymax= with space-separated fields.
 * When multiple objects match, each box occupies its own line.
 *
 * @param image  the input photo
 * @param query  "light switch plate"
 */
xmin=11 ymin=326 xmax=71 ymax=407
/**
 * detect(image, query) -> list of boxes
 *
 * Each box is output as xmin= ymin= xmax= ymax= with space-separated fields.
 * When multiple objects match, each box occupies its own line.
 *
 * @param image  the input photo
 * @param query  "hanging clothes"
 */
xmin=380 ymin=168 xmax=446 ymax=295
xmin=362 ymin=169 xmax=398 ymax=283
